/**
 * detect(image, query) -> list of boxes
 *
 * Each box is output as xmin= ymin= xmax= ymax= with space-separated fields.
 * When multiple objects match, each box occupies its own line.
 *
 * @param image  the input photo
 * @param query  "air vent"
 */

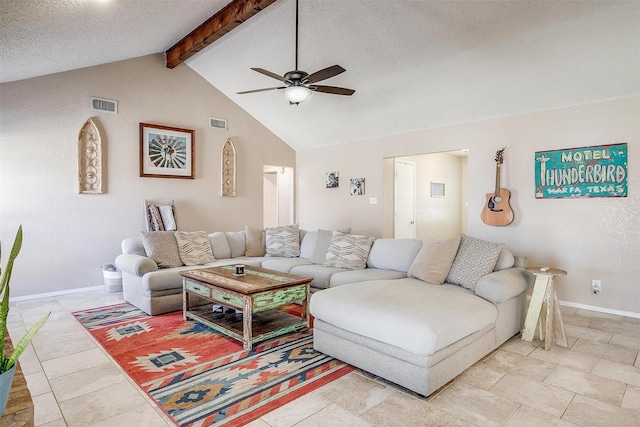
xmin=209 ymin=117 xmax=227 ymax=130
xmin=91 ymin=97 xmax=117 ymax=114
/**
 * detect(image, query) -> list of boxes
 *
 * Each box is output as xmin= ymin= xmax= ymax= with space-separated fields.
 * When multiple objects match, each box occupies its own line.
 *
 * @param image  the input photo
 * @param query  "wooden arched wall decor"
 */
xmin=77 ymin=118 xmax=103 ymax=194
xmin=221 ymin=138 xmax=237 ymax=197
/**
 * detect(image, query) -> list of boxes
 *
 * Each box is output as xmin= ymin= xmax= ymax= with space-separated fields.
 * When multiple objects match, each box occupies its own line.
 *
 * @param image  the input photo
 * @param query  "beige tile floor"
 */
xmin=6 ymin=289 xmax=640 ymax=426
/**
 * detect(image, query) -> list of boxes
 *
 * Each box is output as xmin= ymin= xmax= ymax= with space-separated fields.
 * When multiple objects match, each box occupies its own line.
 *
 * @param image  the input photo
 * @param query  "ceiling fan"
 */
xmin=237 ymin=0 xmax=355 ymax=105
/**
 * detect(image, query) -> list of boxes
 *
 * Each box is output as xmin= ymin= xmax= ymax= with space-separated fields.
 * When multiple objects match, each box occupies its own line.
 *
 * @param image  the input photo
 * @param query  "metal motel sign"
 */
xmin=535 ymin=143 xmax=627 ymax=199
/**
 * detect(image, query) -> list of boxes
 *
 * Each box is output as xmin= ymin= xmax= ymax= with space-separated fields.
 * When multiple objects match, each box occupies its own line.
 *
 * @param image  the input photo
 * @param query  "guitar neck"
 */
xmin=494 ymin=164 xmax=501 ymax=195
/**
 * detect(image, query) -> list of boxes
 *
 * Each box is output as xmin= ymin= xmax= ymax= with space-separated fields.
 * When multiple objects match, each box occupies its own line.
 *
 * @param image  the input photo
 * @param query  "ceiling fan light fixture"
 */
xmin=284 ymin=85 xmax=312 ymax=104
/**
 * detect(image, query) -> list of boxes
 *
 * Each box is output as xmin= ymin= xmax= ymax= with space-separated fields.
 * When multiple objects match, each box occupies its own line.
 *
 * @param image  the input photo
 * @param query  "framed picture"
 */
xmin=431 ymin=182 xmax=445 ymax=197
xmin=140 ymin=123 xmax=195 ymax=179
xmin=326 ymin=172 xmax=339 ymax=188
xmin=350 ymin=178 xmax=365 ymax=195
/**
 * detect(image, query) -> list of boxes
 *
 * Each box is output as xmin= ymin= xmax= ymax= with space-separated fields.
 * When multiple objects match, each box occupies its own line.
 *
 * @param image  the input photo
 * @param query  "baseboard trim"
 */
xmin=559 ymin=300 xmax=640 ymax=319
xmin=10 ymin=286 xmax=104 ymax=303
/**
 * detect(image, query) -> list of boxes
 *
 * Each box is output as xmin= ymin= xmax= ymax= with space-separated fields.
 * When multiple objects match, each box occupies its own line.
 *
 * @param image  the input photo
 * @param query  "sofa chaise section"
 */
xmin=310 ymin=249 xmax=529 ymax=396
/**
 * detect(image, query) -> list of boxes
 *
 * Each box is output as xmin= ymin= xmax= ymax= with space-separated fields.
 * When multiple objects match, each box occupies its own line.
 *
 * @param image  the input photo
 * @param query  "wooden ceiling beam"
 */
xmin=166 ymin=0 xmax=278 ymax=69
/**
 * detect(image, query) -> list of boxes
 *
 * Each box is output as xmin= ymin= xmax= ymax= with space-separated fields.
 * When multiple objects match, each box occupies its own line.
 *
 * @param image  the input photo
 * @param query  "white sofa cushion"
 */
xmin=329 ymin=268 xmax=407 ymax=287
xmin=121 ymin=237 xmax=146 ymax=257
xmin=367 ymin=238 xmax=423 ymax=272
xmin=299 ymin=230 xmax=318 ymax=259
xmin=408 ymin=236 xmax=460 ymax=284
xmin=208 ymin=232 xmax=232 ymax=259
xmin=324 ymin=231 xmax=374 ymax=270
xmin=174 ymin=231 xmax=216 ymax=266
xmin=310 ymin=278 xmax=497 ymax=356
xmin=495 ymin=249 xmax=515 ymax=270
xmin=140 ymin=231 xmax=183 ymax=268
xmin=290 ymin=264 xmax=346 ymax=289
xmin=309 ymin=229 xmax=332 ymax=264
xmin=261 ymin=257 xmax=313 ymax=273
xmin=225 ymin=231 xmax=247 ymax=258
xmin=446 ymin=234 xmax=504 ymax=290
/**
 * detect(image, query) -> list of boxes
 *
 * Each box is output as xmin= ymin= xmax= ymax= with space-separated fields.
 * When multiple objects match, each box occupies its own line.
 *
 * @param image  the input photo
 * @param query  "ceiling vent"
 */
xmin=91 ymin=97 xmax=117 ymax=114
xmin=209 ymin=117 xmax=227 ymax=130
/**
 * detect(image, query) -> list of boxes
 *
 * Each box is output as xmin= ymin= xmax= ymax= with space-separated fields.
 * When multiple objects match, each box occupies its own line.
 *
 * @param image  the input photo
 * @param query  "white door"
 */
xmin=394 ymin=160 xmax=416 ymax=238
xmin=263 ymin=171 xmax=278 ymax=228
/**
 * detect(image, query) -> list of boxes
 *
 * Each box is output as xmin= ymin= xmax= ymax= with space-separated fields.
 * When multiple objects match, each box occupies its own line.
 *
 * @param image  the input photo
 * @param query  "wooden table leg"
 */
xmin=522 ymin=275 xmax=550 ymax=342
xmin=301 ymin=283 xmax=310 ymax=327
xmin=544 ymin=281 xmax=555 ymax=350
xmin=551 ymin=284 xmax=568 ymax=348
xmin=243 ymin=296 xmax=253 ymax=351
xmin=183 ymin=279 xmax=189 ymax=321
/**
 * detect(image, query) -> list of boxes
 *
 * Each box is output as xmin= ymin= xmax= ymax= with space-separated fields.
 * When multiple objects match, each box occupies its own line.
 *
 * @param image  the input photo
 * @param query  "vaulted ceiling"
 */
xmin=2 ymin=0 xmax=638 ymax=151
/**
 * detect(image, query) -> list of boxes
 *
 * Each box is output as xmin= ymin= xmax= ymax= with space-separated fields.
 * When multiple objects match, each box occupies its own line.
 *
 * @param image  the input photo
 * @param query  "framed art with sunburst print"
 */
xmin=140 ymin=123 xmax=195 ymax=179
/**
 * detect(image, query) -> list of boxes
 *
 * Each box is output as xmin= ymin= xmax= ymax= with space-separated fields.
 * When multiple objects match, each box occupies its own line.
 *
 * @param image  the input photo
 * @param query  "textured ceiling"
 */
xmin=1 ymin=1 xmax=639 ymax=151
xmin=0 ymin=0 xmax=227 ymax=83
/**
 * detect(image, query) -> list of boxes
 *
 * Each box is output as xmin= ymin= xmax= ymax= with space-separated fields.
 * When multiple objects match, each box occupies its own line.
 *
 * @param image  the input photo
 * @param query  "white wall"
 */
xmin=297 ymin=96 xmax=640 ymax=314
xmin=0 ymin=54 xmax=295 ymax=297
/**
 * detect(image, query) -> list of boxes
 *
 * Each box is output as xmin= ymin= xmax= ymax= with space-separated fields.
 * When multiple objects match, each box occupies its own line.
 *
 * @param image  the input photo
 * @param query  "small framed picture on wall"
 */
xmin=350 ymin=178 xmax=365 ymax=195
xmin=431 ymin=182 xmax=445 ymax=197
xmin=326 ymin=172 xmax=339 ymax=188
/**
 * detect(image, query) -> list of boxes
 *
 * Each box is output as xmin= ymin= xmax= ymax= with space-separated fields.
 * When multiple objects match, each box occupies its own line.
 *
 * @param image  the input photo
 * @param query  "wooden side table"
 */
xmin=521 ymin=267 xmax=568 ymax=350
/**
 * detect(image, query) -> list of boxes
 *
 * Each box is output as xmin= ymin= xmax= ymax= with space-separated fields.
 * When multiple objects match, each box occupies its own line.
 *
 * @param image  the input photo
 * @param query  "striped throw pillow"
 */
xmin=174 ymin=231 xmax=216 ymax=266
xmin=324 ymin=231 xmax=375 ymax=270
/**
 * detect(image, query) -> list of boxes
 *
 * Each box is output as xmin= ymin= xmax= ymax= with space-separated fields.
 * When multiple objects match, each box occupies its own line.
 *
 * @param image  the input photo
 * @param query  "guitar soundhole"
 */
xmin=493 ymin=195 xmax=502 ymax=203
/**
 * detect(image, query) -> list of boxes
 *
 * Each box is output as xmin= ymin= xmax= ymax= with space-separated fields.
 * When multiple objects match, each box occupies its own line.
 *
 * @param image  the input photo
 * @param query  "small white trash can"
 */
xmin=103 ymin=269 xmax=122 ymax=293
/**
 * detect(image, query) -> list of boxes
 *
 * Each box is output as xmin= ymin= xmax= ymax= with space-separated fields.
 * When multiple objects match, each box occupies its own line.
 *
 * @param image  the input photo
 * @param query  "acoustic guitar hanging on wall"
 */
xmin=481 ymin=147 xmax=514 ymax=226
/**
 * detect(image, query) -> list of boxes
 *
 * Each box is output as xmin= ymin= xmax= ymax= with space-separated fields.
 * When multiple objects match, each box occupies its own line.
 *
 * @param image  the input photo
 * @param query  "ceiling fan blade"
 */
xmin=251 ymin=68 xmax=291 ymax=84
xmin=312 ymin=85 xmax=355 ymax=96
xmin=237 ymin=87 xmax=286 ymax=95
xmin=304 ymin=65 xmax=346 ymax=84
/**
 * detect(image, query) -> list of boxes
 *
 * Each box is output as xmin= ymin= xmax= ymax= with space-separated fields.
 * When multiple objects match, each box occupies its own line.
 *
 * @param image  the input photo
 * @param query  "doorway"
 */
xmin=384 ymin=150 xmax=468 ymax=240
xmin=263 ymin=166 xmax=294 ymax=228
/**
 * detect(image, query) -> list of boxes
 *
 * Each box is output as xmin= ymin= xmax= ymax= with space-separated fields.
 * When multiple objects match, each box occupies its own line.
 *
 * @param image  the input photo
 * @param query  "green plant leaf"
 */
xmin=0 ymin=225 xmax=22 ymax=369
xmin=0 ymin=225 xmax=22 ymax=295
xmin=5 ymin=312 xmax=50 ymax=371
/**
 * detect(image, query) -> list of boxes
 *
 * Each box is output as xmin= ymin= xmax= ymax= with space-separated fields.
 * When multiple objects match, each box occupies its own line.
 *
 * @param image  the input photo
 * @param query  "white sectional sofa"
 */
xmin=115 ymin=228 xmax=423 ymax=315
xmin=115 ymin=227 xmax=529 ymax=396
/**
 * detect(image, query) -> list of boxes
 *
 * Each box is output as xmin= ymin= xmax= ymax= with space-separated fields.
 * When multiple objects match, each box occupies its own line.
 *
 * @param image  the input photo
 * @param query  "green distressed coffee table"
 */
xmin=180 ymin=265 xmax=312 ymax=350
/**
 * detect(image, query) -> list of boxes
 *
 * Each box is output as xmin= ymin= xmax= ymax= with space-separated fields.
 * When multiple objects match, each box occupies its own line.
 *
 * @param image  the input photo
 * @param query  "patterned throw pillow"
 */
xmin=324 ymin=231 xmax=375 ymax=270
xmin=265 ymin=224 xmax=300 ymax=257
xmin=140 ymin=231 xmax=183 ymax=268
xmin=174 ymin=231 xmax=216 ymax=266
xmin=309 ymin=228 xmax=352 ymax=265
xmin=445 ymin=234 xmax=505 ymax=290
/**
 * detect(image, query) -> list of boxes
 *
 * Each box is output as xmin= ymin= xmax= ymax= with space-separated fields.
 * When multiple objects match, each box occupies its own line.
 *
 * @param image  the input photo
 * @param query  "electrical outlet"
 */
xmin=592 ymin=279 xmax=601 ymax=294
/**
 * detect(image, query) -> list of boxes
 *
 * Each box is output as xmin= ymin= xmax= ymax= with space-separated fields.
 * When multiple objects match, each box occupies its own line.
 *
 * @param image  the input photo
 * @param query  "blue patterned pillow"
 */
xmin=324 ymin=231 xmax=375 ymax=270
xmin=445 ymin=234 xmax=504 ymax=290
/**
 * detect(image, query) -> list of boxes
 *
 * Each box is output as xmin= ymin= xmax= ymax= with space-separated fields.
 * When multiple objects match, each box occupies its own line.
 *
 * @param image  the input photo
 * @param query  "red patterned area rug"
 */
xmin=73 ymin=303 xmax=353 ymax=426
